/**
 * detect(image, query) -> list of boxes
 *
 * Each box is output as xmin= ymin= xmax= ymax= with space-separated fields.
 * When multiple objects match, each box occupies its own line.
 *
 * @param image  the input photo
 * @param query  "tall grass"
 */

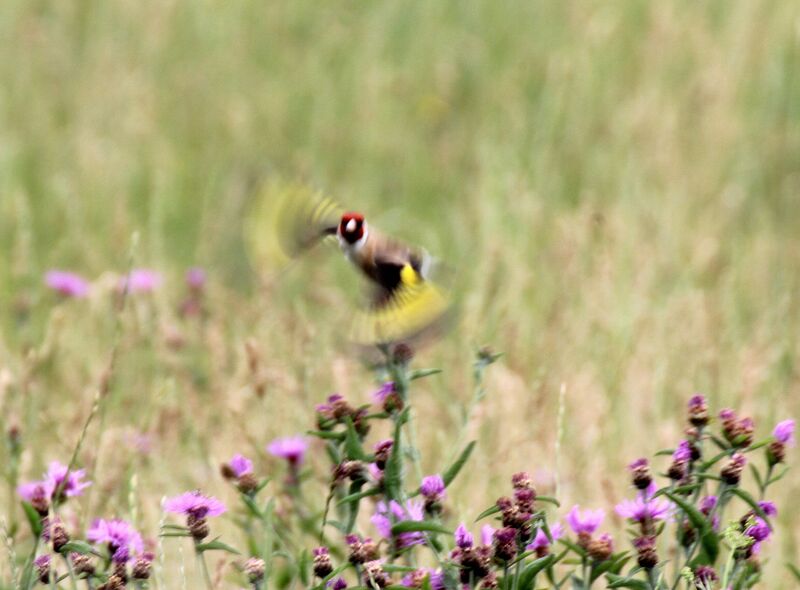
xmin=0 ymin=0 xmax=798 ymax=587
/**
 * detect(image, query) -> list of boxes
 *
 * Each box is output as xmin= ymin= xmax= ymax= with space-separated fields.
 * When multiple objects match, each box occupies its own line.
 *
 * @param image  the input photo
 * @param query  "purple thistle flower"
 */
xmin=315 ymin=394 xmax=344 ymax=416
xmin=672 ymin=440 xmax=692 ymax=463
xmin=186 ymin=267 xmax=206 ymax=289
xmin=758 ymin=501 xmax=777 ymax=518
xmin=615 ymin=486 xmax=672 ymax=523
xmin=46 ymin=461 xmax=92 ymax=498
xmin=526 ymin=522 xmax=564 ymax=551
xmin=401 ymin=569 xmax=445 ymax=590
xmin=773 ymin=419 xmax=795 ymax=447
xmin=19 ymin=461 xmax=92 ymax=502
xmin=567 ymin=505 xmax=605 ymax=535
xmin=700 ymin=495 xmax=717 ymax=514
xmin=719 ymin=408 xmax=736 ymax=422
xmin=229 ymin=454 xmax=253 ymax=478
xmin=372 ymin=382 xmax=395 ymax=404
xmin=327 ymin=578 xmax=347 ymax=590
xmin=688 ymin=395 xmax=706 ymax=411
xmin=627 ymin=458 xmax=648 ymax=471
xmin=420 ymin=474 xmax=446 ymax=501
xmin=745 ymin=518 xmax=771 ymax=543
xmin=267 ymin=436 xmax=308 ymax=466
xmin=87 ymin=518 xmax=144 ymax=560
xmin=480 ymin=524 xmax=495 ymax=547
xmin=45 ymin=271 xmax=90 ymax=298
xmin=17 ymin=482 xmax=51 ymax=503
xmin=163 ymin=490 xmax=226 ymax=518
xmin=120 ymin=269 xmax=162 ymax=293
xmin=371 ymin=500 xmax=425 ymax=548
xmin=34 ymin=555 xmax=50 ymax=568
xmin=454 ymin=523 xmax=473 ymax=549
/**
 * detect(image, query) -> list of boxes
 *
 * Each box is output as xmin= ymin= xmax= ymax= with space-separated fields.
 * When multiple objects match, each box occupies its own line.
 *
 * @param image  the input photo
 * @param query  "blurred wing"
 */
xmin=245 ymin=180 xmax=342 ymax=274
xmin=350 ymin=263 xmax=452 ymax=346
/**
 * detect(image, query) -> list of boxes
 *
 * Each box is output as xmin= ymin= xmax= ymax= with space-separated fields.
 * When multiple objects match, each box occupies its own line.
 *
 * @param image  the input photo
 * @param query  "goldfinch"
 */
xmin=247 ymin=182 xmax=451 ymax=347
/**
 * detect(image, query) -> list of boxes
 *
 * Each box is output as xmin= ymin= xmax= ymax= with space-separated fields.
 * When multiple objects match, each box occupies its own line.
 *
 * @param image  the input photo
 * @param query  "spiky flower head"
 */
xmin=567 ymin=505 xmax=604 ymax=535
xmin=720 ymin=453 xmax=747 ymax=485
xmin=633 ymin=536 xmax=658 ymax=569
xmin=587 ymin=533 xmax=613 ymax=562
xmin=627 ymin=458 xmax=652 ymax=490
xmin=526 ymin=522 xmax=564 ymax=557
xmin=454 ymin=523 xmax=474 ymax=549
xmin=687 ymin=395 xmax=709 ymax=427
xmin=244 ymin=557 xmax=266 ymax=584
xmin=615 ymin=484 xmax=672 ymax=525
xmin=164 ymin=491 xmax=226 ymax=519
xmin=420 ymin=474 xmax=445 ymax=500
xmin=267 ymin=436 xmax=308 ymax=466
xmin=120 ymin=269 xmax=162 ymax=293
xmin=34 ymin=555 xmax=52 ymax=584
xmin=371 ymin=500 xmax=425 ymax=549
xmin=45 ymin=271 xmax=90 ymax=298
xmin=312 ymin=546 xmax=334 ymax=578
xmin=87 ymin=518 xmax=145 ymax=562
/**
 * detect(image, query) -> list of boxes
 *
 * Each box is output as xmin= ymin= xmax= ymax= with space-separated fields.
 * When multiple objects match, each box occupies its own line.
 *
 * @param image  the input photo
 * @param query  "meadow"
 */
xmin=0 ymin=1 xmax=799 ymax=588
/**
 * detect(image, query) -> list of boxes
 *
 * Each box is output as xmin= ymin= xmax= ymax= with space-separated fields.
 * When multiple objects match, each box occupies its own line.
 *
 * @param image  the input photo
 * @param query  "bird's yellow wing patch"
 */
xmin=351 ymin=265 xmax=451 ymax=345
xmin=245 ymin=180 xmax=342 ymax=275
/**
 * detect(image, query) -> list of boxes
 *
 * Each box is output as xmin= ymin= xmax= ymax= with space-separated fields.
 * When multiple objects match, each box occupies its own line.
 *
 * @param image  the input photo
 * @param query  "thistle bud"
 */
xmin=51 ymin=520 xmax=70 ymax=553
xmin=633 ymin=536 xmax=658 ymax=569
xmin=188 ymin=514 xmax=210 ymax=541
xmin=373 ymin=440 xmax=393 ymax=470
xmin=34 ymin=555 xmax=51 ymax=584
xmin=132 ymin=553 xmax=154 ymax=580
xmin=628 ymin=458 xmax=652 ymax=490
xmin=312 ymin=547 xmax=334 ymax=578
xmin=687 ymin=395 xmax=709 ymax=427
xmin=237 ymin=473 xmax=259 ymax=494
xmin=71 ymin=553 xmax=95 ymax=577
xmin=587 ymin=534 xmax=613 ymax=562
xmin=493 ymin=527 xmax=517 ymax=561
xmin=244 ymin=557 xmax=266 ymax=584
xmin=721 ymin=453 xmax=746 ymax=485
xmin=363 ymin=560 xmax=391 ymax=588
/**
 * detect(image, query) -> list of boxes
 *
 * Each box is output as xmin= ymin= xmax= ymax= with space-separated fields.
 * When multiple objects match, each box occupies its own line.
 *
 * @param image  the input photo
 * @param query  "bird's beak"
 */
xmin=346 ymin=219 xmax=357 ymax=232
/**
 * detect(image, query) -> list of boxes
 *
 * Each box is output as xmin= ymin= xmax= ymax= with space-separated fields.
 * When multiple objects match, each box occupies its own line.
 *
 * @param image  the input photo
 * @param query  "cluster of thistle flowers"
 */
xmin=17 ymin=461 xmax=155 ymax=589
xmin=42 ymin=267 xmax=206 ymax=319
xmin=612 ymin=395 xmax=795 ymax=589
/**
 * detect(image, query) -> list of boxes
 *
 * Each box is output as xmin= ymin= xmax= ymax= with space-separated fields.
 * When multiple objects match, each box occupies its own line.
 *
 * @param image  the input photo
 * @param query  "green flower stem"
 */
xmin=195 ymin=545 xmax=214 ymax=590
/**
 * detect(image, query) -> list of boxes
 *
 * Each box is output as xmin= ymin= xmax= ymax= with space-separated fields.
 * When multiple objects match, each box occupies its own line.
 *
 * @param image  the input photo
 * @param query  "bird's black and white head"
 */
xmin=337 ymin=212 xmax=368 ymax=249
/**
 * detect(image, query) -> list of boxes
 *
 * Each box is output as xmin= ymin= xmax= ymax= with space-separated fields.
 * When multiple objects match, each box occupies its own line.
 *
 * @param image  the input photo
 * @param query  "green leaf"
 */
xmin=558 ymin=538 xmax=587 ymax=557
xmin=390 ymin=520 xmax=452 ymax=536
xmin=21 ymin=502 xmax=42 ymax=537
xmin=159 ymin=531 xmax=192 ymax=537
xmin=345 ymin=480 xmax=365 ymax=533
xmin=336 ymin=487 xmax=381 ymax=506
xmin=787 ymin=563 xmax=800 ymax=581
xmin=298 ymin=549 xmax=311 ymax=586
xmin=382 ymin=564 xmax=418 ymax=573
xmin=517 ymin=555 xmax=555 ymax=590
xmin=604 ymin=573 xmax=649 ymax=589
xmin=701 ymin=450 xmax=730 ymax=470
xmin=241 ymin=494 xmax=263 ymax=518
xmin=746 ymin=438 xmax=772 ymax=452
xmin=196 ymin=540 xmax=241 ymax=554
xmin=590 ymin=552 xmax=630 ymax=582
xmin=536 ymin=495 xmax=560 ymax=507
xmin=664 ymin=491 xmax=718 ymax=563
xmin=442 ymin=441 xmax=476 ymax=488
xmin=767 ymin=466 xmax=790 ymax=485
xmin=409 ymin=368 xmax=443 ymax=381
xmin=474 ymin=504 xmax=501 ymax=522
xmin=59 ymin=541 xmax=96 ymax=555
xmin=727 ymin=488 xmax=772 ymax=528
xmin=306 ymin=430 xmax=346 ymax=441
xmin=344 ymin=417 xmax=366 ymax=460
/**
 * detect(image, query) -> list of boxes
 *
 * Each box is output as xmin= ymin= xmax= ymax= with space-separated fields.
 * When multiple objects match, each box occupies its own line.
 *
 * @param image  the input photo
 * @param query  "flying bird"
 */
xmin=246 ymin=181 xmax=451 ymax=348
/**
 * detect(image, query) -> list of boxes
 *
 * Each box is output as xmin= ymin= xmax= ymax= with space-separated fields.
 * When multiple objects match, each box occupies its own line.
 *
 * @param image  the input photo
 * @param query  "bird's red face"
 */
xmin=338 ymin=212 xmax=366 ymax=245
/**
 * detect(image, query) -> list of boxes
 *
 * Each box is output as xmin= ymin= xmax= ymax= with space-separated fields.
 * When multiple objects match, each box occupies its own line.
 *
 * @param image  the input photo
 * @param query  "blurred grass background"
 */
xmin=1 ymin=0 xmax=799 ymax=587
